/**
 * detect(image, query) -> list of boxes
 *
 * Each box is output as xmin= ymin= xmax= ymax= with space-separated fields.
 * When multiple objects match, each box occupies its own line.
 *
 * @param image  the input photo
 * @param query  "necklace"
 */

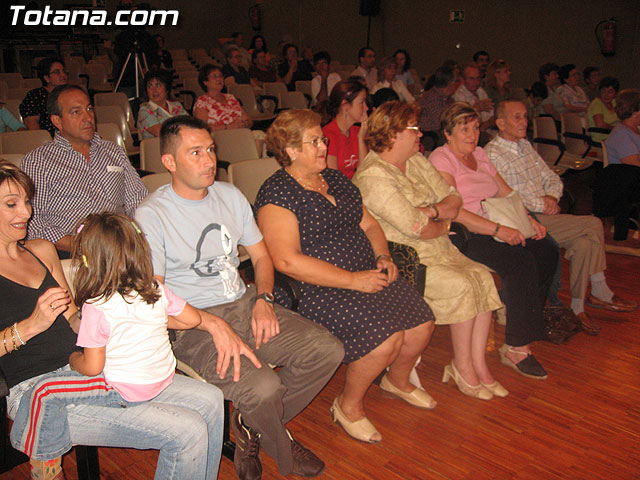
xmin=286 ymin=169 xmax=327 ymax=192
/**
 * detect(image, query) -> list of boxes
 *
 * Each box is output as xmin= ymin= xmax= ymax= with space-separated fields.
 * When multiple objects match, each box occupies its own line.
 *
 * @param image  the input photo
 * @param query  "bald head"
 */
xmin=495 ymin=101 xmax=528 ymax=142
xmin=462 ymin=64 xmax=482 ymax=93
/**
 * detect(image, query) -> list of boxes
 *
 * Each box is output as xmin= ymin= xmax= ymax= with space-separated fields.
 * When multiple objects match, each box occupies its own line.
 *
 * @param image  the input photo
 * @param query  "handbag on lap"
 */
xmin=482 ymin=191 xmax=536 ymax=242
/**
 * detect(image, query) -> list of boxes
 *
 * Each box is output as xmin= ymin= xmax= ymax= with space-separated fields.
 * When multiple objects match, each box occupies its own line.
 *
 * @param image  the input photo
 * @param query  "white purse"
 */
xmin=481 ymin=191 xmax=536 ymax=242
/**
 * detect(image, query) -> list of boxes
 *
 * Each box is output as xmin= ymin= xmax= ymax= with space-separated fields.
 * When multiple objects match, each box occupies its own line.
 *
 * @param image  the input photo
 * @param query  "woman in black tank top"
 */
xmin=0 ymin=160 xmax=80 ymax=479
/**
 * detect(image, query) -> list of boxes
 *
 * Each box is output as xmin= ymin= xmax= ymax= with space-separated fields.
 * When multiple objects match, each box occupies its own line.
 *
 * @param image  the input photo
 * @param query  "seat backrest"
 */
xmin=0 ymin=129 xmax=51 ymax=155
xmin=181 ymin=77 xmax=204 ymax=99
xmin=66 ymin=60 xmax=85 ymax=86
xmin=97 ymin=122 xmax=125 ymax=151
xmin=2 ymin=99 xmax=23 ymax=123
xmin=227 ymin=84 xmax=260 ymax=116
xmin=227 ymin=157 xmax=280 ymax=204
xmin=0 ymin=73 xmax=23 ymax=90
xmin=94 ymin=105 xmax=135 ymax=150
xmin=142 ymin=172 xmax=172 ymax=193
xmin=280 ymin=91 xmax=308 ymax=110
xmin=0 ymin=80 xmax=8 ymax=100
xmin=140 ymin=137 xmax=164 ymax=172
xmin=213 ymin=128 xmax=259 ymax=164
xmin=533 ymin=116 xmax=560 ymax=161
xmin=264 ymin=82 xmax=288 ymax=103
xmin=21 ymin=78 xmax=41 ymax=90
xmin=561 ymin=112 xmax=587 ymax=155
xmin=7 ymin=87 xmax=31 ymax=101
xmin=0 ymin=154 xmax=24 ymax=167
xmin=94 ymin=92 xmax=135 ymax=132
xmin=295 ymin=80 xmax=312 ymax=98
xmin=83 ymin=63 xmax=109 ymax=83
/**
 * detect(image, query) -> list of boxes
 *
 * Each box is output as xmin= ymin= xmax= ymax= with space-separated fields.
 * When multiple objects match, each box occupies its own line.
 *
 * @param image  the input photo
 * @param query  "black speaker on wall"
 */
xmin=359 ymin=0 xmax=380 ymax=16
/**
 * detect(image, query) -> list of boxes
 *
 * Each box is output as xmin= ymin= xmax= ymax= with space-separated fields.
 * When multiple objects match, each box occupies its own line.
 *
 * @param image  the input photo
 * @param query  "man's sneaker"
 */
xmin=287 ymin=430 xmax=325 ymax=477
xmin=231 ymin=410 xmax=262 ymax=480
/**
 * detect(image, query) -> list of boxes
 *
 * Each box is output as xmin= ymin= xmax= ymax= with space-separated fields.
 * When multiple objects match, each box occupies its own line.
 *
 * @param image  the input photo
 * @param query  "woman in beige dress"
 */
xmin=353 ymin=101 xmax=506 ymax=400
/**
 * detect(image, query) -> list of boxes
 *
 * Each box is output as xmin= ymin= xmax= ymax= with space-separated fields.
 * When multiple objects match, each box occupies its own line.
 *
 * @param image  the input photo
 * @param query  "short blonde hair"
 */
xmin=440 ymin=101 xmax=479 ymax=135
xmin=265 ymin=109 xmax=321 ymax=167
xmin=365 ymin=101 xmax=421 ymax=153
xmin=377 ymin=56 xmax=396 ymax=82
xmin=485 ymin=59 xmax=510 ymax=91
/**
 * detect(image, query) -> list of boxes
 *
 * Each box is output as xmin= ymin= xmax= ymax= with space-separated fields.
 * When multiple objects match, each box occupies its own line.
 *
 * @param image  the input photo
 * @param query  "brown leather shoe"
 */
xmin=231 ymin=410 xmax=262 ymax=480
xmin=587 ymin=294 xmax=638 ymax=313
xmin=288 ymin=430 xmax=325 ymax=477
xmin=576 ymin=312 xmax=601 ymax=335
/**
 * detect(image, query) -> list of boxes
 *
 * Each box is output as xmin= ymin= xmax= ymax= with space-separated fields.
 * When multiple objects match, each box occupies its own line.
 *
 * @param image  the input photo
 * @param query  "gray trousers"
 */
xmin=171 ymin=285 xmax=344 ymax=475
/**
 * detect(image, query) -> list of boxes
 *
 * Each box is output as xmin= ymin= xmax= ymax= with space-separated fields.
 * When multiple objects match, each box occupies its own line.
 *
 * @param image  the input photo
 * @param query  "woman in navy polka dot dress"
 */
xmin=255 ymin=109 xmax=435 ymax=444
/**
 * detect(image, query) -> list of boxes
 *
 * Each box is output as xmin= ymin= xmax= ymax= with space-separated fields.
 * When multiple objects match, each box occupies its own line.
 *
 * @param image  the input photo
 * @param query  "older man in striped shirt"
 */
xmin=22 ymin=85 xmax=147 ymax=254
xmin=486 ymin=100 xmax=637 ymax=336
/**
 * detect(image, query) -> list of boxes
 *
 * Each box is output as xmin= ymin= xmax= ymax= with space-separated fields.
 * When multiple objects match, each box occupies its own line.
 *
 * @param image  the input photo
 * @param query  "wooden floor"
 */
xmin=3 ymin=169 xmax=639 ymax=480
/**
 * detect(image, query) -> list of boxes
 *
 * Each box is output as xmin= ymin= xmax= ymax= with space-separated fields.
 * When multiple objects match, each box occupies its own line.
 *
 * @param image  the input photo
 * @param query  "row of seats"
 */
xmin=532 ymin=114 xmax=597 ymax=175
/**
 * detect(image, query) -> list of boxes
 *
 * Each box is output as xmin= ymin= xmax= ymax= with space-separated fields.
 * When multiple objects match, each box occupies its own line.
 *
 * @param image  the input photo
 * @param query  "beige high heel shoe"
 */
xmin=442 ymin=362 xmax=493 ymax=400
xmin=379 ymin=374 xmax=437 ymax=409
xmin=330 ymin=398 xmax=381 ymax=443
xmin=480 ymin=380 xmax=509 ymax=397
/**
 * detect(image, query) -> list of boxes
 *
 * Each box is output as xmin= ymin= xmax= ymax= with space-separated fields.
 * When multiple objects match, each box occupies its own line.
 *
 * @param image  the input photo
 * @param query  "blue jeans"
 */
xmin=11 ymin=370 xmax=130 ymax=459
xmin=8 ymin=366 xmax=224 ymax=480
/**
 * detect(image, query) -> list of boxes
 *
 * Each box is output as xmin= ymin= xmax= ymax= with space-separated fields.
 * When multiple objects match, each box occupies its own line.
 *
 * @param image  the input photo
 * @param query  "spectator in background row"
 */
xmin=485 ymin=59 xmax=512 ymax=105
xmin=153 ymin=34 xmax=172 ymax=70
xmin=418 ymin=65 xmax=456 ymax=134
xmin=278 ymin=43 xmax=313 ymax=91
xmin=597 ymin=89 xmax=640 ymax=240
xmin=0 ymin=102 xmax=26 ymax=133
xmin=371 ymin=56 xmax=415 ymax=104
xmin=194 ymin=64 xmax=253 ymax=132
xmin=223 ymin=46 xmax=253 ymax=89
xmin=249 ymin=49 xmax=277 ymax=87
xmin=19 ymin=57 xmax=67 ymax=136
xmin=249 ymin=34 xmax=271 ymax=63
xmin=310 ymin=51 xmax=341 ymax=106
xmin=394 ymin=49 xmax=415 ymax=94
xmin=425 ymin=59 xmax=461 ymax=92
xmin=371 ymin=87 xmax=400 ymax=109
xmin=473 ymin=50 xmax=490 ymax=81
xmin=557 ymin=64 xmax=589 ymax=121
xmin=230 ymin=31 xmax=251 ymax=70
xmin=454 ymin=63 xmax=494 ymax=143
xmin=587 ymin=76 xmax=620 ymax=144
xmin=300 ymin=47 xmax=315 ymax=74
xmin=539 ymin=62 xmax=565 ymax=122
xmin=525 ymin=81 xmax=548 ymax=139
xmin=22 ymin=85 xmax=148 ymax=255
xmin=351 ymin=47 xmax=378 ymax=91
xmin=323 ymin=79 xmax=369 ymax=179
xmin=583 ymin=66 xmax=601 ymax=102
xmin=138 ymin=69 xmax=186 ymax=139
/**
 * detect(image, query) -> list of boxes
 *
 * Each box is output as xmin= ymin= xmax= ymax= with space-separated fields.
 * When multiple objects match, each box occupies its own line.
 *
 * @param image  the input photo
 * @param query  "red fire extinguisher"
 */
xmin=596 ymin=18 xmax=616 ymax=57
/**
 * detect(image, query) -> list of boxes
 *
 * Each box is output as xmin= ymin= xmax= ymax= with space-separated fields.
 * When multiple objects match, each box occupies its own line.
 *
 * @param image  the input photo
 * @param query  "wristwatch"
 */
xmin=257 ymin=292 xmax=275 ymax=304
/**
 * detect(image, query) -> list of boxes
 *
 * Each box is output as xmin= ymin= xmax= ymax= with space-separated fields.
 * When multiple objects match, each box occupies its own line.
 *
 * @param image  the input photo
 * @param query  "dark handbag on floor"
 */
xmin=543 ymin=306 xmax=581 ymax=344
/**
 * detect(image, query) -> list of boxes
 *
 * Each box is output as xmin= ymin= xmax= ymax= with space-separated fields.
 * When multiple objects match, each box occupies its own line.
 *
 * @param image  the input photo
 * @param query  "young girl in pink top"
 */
xmin=11 ymin=212 xmax=223 ymax=479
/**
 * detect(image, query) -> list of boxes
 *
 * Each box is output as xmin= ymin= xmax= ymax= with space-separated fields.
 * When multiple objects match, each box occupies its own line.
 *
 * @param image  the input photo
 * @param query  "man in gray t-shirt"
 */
xmin=135 ymin=116 xmax=343 ymax=479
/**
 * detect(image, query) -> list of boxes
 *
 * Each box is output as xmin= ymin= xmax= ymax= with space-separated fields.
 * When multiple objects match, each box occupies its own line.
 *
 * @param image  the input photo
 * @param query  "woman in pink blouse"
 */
xmin=430 ymin=102 xmax=558 ymax=381
xmin=193 ymin=64 xmax=253 ymax=132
